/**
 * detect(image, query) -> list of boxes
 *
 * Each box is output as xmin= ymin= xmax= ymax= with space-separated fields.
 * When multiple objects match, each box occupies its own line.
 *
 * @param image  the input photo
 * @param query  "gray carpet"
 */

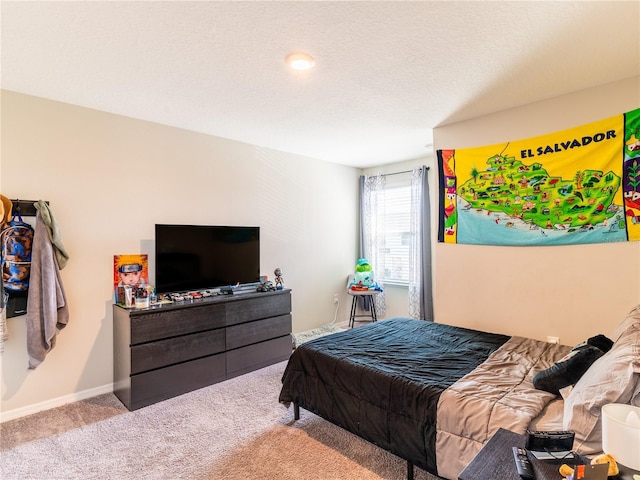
xmin=291 ymin=323 xmax=346 ymax=348
xmin=1 ymin=361 xmax=439 ymax=480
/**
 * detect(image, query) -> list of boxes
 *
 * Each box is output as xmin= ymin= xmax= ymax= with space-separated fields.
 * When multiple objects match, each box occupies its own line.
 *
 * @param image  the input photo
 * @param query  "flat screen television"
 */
xmin=155 ymin=224 xmax=260 ymax=294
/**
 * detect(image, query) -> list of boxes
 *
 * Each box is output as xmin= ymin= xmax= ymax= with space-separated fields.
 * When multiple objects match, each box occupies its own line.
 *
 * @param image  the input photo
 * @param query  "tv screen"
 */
xmin=155 ymin=224 xmax=260 ymax=294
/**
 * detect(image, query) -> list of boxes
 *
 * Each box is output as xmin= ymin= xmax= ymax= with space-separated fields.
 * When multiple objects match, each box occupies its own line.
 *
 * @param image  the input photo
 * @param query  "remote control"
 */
xmin=512 ymin=447 xmax=534 ymax=479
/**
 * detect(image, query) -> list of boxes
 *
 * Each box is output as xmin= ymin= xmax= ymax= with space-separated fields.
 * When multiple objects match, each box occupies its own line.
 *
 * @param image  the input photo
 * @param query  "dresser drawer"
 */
xmin=131 ymin=328 xmax=226 ymax=374
xmin=226 ymin=314 xmax=291 ymax=350
xmin=130 ymin=304 xmax=225 ymax=344
xmin=227 ymin=335 xmax=292 ymax=378
xmin=225 ymin=292 xmax=291 ymax=326
xmin=129 ymin=353 xmax=226 ymax=410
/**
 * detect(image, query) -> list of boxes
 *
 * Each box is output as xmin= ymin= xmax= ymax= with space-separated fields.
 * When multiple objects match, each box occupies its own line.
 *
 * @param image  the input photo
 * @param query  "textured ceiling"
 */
xmin=1 ymin=1 xmax=639 ymax=167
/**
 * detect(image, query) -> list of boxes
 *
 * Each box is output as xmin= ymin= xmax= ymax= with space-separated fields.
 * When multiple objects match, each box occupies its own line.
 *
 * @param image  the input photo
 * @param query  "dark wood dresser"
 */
xmin=113 ymin=289 xmax=292 ymax=410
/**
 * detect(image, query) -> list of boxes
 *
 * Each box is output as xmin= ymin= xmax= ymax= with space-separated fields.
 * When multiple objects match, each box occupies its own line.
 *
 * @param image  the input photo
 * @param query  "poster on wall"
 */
xmin=437 ymin=107 xmax=640 ymax=246
xmin=113 ymin=254 xmax=149 ymax=303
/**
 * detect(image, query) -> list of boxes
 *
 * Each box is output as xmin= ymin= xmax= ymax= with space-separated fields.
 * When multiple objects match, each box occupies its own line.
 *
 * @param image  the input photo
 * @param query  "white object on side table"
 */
xmin=602 ymin=403 xmax=640 ymax=471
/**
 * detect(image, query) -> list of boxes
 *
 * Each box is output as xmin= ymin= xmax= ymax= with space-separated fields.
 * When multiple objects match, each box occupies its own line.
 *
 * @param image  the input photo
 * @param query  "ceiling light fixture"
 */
xmin=285 ymin=52 xmax=315 ymax=71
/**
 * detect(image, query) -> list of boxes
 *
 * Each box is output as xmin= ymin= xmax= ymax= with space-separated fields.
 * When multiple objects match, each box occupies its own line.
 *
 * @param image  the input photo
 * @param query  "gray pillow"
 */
xmin=611 ymin=304 xmax=640 ymax=342
xmin=563 ymin=325 xmax=640 ymax=454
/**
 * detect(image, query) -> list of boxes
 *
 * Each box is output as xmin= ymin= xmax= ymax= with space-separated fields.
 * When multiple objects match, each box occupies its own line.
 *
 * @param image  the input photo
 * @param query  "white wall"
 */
xmin=433 ymin=76 xmax=640 ymax=345
xmin=0 ymin=91 xmax=359 ymax=419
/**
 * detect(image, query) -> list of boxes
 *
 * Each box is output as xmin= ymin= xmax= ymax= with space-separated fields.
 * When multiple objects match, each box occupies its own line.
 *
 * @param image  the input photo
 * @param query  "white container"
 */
xmin=602 ymin=403 xmax=640 ymax=470
xmin=134 ymin=296 xmax=150 ymax=309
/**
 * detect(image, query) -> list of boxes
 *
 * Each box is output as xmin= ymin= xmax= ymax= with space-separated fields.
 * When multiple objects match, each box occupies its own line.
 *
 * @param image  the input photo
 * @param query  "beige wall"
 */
xmin=3 ymin=77 xmax=640 ymax=419
xmin=433 ymin=76 xmax=640 ymax=345
xmin=0 ymin=91 xmax=359 ymax=419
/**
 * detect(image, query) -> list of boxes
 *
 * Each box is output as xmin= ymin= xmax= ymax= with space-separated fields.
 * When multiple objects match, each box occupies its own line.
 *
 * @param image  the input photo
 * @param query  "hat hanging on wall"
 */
xmin=0 ymin=195 xmax=13 ymax=226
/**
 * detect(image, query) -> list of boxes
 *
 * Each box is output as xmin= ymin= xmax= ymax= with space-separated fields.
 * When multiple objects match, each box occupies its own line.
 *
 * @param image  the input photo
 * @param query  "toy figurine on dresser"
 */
xmin=274 ymin=268 xmax=284 ymax=290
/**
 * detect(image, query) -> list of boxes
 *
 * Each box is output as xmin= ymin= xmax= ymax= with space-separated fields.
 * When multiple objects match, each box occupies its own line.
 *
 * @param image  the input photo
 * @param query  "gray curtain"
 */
xmin=408 ymin=166 xmax=433 ymax=321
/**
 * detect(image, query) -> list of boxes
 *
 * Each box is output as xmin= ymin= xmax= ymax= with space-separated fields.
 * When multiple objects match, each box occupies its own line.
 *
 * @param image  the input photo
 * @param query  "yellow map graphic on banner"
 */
xmin=438 ymin=107 xmax=640 ymax=246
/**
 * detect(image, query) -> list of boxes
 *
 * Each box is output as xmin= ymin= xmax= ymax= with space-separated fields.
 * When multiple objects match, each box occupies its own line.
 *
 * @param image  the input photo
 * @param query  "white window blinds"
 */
xmin=377 ymin=174 xmax=411 ymax=285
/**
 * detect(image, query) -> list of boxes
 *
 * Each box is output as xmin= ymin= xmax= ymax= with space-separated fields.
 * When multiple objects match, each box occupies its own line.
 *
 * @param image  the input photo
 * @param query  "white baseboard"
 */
xmin=1 ymin=383 xmax=115 ymax=423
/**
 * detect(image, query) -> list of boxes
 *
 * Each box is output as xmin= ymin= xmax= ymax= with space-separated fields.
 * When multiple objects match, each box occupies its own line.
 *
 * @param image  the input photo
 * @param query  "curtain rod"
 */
xmin=377 ymin=166 xmax=430 ymax=177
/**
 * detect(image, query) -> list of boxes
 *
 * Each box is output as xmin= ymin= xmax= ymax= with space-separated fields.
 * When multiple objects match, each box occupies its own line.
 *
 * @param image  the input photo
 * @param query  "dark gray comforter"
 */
xmin=279 ymin=318 xmax=510 ymax=475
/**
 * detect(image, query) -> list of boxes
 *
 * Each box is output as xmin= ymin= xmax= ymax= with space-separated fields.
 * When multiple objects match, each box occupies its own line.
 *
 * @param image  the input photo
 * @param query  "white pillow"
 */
xmin=611 ymin=304 xmax=640 ymax=342
xmin=563 ymin=324 xmax=640 ymax=454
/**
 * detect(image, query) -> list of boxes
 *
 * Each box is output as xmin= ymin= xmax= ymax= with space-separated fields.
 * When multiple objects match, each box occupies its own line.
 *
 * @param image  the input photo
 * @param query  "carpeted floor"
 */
xmin=1 ymin=361 xmax=440 ymax=480
xmin=291 ymin=323 xmax=346 ymax=348
xmin=1 ymin=392 xmax=128 ymax=451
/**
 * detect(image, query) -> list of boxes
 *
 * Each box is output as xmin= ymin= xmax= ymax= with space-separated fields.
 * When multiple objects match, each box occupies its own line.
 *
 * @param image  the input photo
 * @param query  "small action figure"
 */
xmin=274 ymin=267 xmax=284 ymax=290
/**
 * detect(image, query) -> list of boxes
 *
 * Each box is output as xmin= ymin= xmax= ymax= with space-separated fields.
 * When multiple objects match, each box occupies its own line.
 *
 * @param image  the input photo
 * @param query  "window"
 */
xmin=361 ymin=166 xmax=432 ymax=320
xmin=365 ymin=173 xmax=412 ymax=285
xmin=379 ymin=182 xmax=411 ymax=284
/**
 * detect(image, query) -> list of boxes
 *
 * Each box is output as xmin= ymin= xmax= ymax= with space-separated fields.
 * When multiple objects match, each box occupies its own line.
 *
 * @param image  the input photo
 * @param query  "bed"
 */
xmin=279 ymin=309 xmax=640 ymax=480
